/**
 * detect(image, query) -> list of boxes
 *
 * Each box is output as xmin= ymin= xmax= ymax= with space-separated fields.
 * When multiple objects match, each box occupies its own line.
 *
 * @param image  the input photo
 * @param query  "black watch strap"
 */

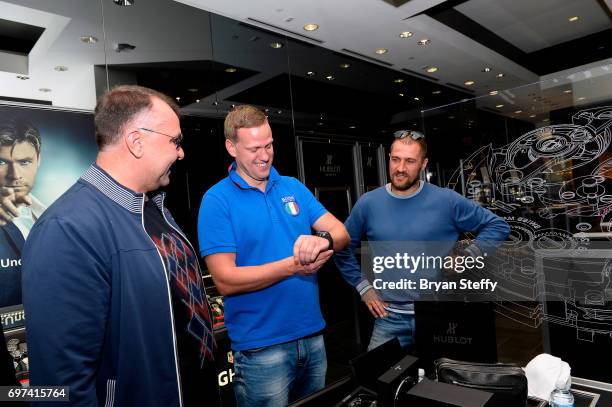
xmin=314 ymin=231 xmax=334 ymax=251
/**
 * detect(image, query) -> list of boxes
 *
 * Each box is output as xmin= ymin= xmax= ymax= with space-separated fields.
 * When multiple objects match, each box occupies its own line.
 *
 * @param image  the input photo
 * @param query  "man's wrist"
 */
xmin=284 ymin=257 xmax=299 ymax=275
xmin=356 ymin=279 xmax=373 ymax=296
xmin=314 ymin=231 xmax=333 ymax=251
xmin=462 ymin=243 xmax=483 ymax=257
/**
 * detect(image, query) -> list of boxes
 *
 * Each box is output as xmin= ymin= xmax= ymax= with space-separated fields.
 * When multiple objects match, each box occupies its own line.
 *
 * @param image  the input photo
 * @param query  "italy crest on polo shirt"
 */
xmin=281 ymin=196 xmax=299 ymax=216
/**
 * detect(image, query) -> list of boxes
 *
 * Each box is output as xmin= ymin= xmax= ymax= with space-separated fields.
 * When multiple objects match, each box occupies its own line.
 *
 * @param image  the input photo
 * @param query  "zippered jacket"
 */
xmin=22 ymin=165 xmax=188 ymax=406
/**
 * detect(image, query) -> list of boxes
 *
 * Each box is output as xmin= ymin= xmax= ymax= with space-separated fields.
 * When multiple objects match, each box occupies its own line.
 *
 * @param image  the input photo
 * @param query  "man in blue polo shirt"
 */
xmin=198 ymin=105 xmax=349 ymax=407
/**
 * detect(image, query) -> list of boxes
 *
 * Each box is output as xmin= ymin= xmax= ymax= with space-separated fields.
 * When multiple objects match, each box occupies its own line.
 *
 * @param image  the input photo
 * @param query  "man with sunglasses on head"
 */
xmin=335 ymin=130 xmax=509 ymax=350
xmin=22 ymin=85 xmax=218 ymax=406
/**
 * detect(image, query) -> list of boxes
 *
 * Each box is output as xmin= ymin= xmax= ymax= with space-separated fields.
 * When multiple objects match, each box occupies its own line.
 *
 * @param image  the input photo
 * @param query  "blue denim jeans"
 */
xmin=368 ymin=312 xmax=415 ymax=351
xmin=232 ymin=335 xmax=327 ymax=407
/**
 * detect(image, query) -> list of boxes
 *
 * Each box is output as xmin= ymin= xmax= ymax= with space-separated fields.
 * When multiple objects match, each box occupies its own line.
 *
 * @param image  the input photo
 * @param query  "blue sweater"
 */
xmin=334 ymin=182 xmax=509 ymax=309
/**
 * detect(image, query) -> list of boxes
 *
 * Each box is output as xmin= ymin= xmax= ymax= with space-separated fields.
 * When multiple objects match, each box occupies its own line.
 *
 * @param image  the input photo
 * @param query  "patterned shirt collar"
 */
xmin=80 ymin=164 xmax=165 ymax=214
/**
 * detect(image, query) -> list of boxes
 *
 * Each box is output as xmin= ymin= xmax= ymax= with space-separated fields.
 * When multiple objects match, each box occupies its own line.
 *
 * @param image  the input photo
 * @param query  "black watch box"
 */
xmin=398 ymin=378 xmax=493 ymax=407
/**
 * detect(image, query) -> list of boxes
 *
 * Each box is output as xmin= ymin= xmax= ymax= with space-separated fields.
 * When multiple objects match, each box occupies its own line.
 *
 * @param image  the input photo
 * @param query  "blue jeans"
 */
xmin=232 ymin=335 xmax=327 ymax=407
xmin=368 ymin=312 xmax=415 ymax=351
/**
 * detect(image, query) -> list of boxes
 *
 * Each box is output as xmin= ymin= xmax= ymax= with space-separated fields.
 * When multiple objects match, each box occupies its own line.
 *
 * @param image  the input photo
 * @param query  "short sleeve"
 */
xmin=197 ymin=191 xmax=237 ymax=257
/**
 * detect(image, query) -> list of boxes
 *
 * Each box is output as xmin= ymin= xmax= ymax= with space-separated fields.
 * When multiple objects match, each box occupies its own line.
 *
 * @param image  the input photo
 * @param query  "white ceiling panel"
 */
xmin=457 ymin=0 xmax=611 ymax=53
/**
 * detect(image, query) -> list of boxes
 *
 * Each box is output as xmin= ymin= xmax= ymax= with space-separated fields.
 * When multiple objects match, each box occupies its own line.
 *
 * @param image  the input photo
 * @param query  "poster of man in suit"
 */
xmin=0 ymin=105 xmax=96 ymax=308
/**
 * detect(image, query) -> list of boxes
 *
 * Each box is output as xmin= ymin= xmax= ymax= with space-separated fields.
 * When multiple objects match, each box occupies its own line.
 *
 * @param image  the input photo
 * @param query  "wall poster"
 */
xmin=0 ymin=103 xmax=97 ymax=321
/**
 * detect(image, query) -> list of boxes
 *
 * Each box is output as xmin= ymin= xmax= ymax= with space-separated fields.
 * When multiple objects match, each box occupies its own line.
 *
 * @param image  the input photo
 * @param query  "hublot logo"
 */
xmin=433 ymin=321 xmax=473 ymax=345
xmin=319 ymin=154 xmax=341 ymax=176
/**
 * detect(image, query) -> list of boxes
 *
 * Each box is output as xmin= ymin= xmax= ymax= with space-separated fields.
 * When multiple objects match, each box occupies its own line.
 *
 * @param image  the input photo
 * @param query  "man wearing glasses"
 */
xmin=22 ymin=85 xmax=218 ymax=406
xmin=335 ymin=130 xmax=509 ymax=350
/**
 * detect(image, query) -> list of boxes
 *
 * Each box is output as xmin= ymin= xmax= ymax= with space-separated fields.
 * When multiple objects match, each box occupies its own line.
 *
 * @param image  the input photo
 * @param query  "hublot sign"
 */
xmin=319 ymin=154 xmax=341 ymax=176
xmin=432 ymin=321 xmax=473 ymax=345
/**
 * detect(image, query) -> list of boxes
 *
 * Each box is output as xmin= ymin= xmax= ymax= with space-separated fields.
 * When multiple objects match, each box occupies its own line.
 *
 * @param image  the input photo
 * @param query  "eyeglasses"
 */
xmin=393 ymin=129 xmax=425 ymax=140
xmin=138 ymin=127 xmax=183 ymax=150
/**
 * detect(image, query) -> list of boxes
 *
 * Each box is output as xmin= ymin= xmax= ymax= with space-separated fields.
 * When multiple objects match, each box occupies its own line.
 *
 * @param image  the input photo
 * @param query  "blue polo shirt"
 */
xmin=197 ymin=163 xmax=327 ymax=351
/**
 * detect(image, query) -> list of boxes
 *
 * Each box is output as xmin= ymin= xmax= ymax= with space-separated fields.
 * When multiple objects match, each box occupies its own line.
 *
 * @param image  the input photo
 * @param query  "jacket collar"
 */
xmin=80 ymin=164 xmax=165 ymax=214
xmin=228 ymin=161 xmax=280 ymax=192
xmin=1 ymin=221 xmax=25 ymax=250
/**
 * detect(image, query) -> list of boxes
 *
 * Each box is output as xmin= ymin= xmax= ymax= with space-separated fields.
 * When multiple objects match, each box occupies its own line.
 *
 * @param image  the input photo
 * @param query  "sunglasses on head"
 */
xmin=393 ymin=130 xmax=425 ymax=140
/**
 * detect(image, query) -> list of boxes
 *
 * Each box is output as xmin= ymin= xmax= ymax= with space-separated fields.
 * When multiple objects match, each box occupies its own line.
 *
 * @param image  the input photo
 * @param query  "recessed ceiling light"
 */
xmin=306 ymin=71 xmax=316 ymax=76
xmin=54 ymin=66 xmax=68 ymax=72
xmin=496 ymin=73 xmax=504 ymax=78
xmin=529 ymin=114 xmax=536 ymax=118
xmin=393 ymin=78 xmax=404 ymax=83
xmin=325 ymin=75 xmax=334 ymax=80
xmin=578 ymin=97 xmax=586 ymax=101
xmin=495 ymin=104 xmax=504 ymax=108
xmin=188 ymin=88 xmax=198 ymax=92
xmin=175 ymin=97 xmax=180 ymax=101
xmin=224 ymin=67 xmax=237 ymax=73
xmin=16 ymin=75 xmax=29 ymax=80
xmin=80 ymin=35 xmax=98 ymax=44
xmin=489 ymin=90 xmax=498 ymax=95
xmin=482 ymin=67 xmax=491 ymax=72
xmin=349 ymin=125 xmax=357 ymax=129
xmin=196 ymin=99 xmax=200 ymax=103
xmin=563 ymin=89 xmax=572 ymax=94
xmin=514 ymin=110 xmax=522 ymax=114
xmin=398 ymin=93 xmax=404 ymax=97
xmin=464 ymin=80 xmax=475 ymax=86
xmin=543 ymin=118 xmax=550 ymax=122
xmin=375 ymin=48 xmax=388 ymax=54
xmin=568 ymin=16 xmax=579 ymax=22
xmin=38 ymin=88 xmax=52 ymax=93
xmin=303 ymin=23 xmax=319 ymax=31
xmin=418 ymin=39 xmax=431 ymax=46
xmin=277 ymin=110 xmax=283 ymax=114
xmin=399 ymin=31 xmax=413 ymax=38
xmin=432 ymin=90 xmax=441 ymax=95
xmin=339 ymin=63 xmax=350 ymax=69
xmin=425 ymin=66 xmax=438 ymax=73
xmin=113 ymin=0 xmax=135 ymax=5
xmin=270 ymin=42 xmax=284 ymax=49
xmin=414 ymin=97 xmax=420 ymax=101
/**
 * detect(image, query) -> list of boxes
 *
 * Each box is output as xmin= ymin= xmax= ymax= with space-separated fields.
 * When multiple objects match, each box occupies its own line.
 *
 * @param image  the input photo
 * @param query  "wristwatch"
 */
xmin=314 ymin=231 xmax=334 ymax=251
